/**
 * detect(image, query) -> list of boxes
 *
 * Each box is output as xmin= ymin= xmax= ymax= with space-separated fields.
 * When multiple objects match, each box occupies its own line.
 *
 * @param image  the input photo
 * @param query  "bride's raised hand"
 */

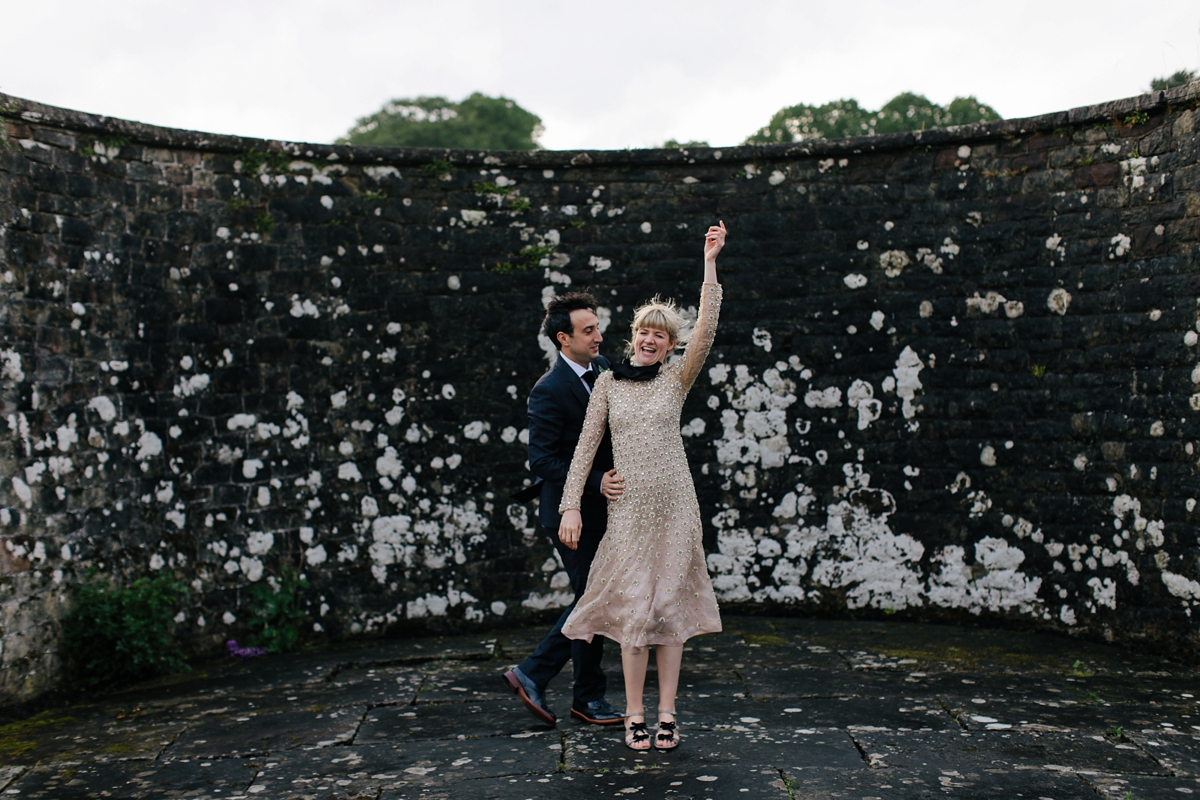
xmin=703 ymin=220 xmax=727 ymax=262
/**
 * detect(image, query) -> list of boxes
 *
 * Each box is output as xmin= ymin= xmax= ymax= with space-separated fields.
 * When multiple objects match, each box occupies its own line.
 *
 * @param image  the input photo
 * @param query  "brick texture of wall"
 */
xmin=1 ymin=85 xmax=1199 ymax=703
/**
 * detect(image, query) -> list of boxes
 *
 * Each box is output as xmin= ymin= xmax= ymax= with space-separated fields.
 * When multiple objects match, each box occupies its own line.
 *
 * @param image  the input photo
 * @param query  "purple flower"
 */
xmin=226 ymin=639 xmax=268 ymax=660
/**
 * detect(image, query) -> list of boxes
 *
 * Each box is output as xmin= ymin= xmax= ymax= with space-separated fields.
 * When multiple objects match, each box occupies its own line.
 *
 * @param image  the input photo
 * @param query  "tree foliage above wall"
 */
xmin=1151 ymin=70 xmax=1198 ymax=91
xmin=744 ymin=92 xmax=1003 ymax=144
xmin=339 ymin=93 xmax=544 ymax=150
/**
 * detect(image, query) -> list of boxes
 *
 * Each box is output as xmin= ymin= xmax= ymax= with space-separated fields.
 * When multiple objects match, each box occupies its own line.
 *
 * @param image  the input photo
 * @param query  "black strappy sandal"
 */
xmin=624 ymin=712 xmax=651 ymax=751
xmin=655 ymin=710 xmax=680 ymax=751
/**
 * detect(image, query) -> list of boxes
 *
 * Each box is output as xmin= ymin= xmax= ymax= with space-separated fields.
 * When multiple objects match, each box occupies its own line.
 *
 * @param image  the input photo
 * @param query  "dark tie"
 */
xmin=582 ymin=369 xmax=596 ymax=390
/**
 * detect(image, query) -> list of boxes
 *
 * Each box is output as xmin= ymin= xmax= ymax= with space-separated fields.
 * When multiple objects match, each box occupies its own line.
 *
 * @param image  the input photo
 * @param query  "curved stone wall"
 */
xmin=1 ymin=85 xmax=1199 ymax=702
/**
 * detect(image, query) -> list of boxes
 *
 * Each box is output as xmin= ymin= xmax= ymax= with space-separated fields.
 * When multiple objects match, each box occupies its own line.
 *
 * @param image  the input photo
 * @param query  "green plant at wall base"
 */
xmin=362 ymin=190 xmax=387 ymax=201
xmin=253 ymin=212 xmax=274 ymax=235
xmin=247 ymin=569 xmax=310 ymax=653
xmin=1031 ymin=364 xmax=1047 ymax=379
xmin=1124 ymin=111 xmax=1150 ymax=126
xmin=59 ymin=576 xmax=190 ymax=689
xmin=1067 ymin=659 xmax=1094 ymax=678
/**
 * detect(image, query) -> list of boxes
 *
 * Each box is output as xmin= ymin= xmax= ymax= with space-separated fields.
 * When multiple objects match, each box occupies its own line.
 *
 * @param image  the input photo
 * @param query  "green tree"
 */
xmin=661 ymin=139 xmax=710 ymax=148
xmin=340 ymin=93 xmax=543 ymax=150
xmin=744 ymin=92 xmax=1001 ymax=144
xmin=1151 ymin=69 xmax=1197 ymax=90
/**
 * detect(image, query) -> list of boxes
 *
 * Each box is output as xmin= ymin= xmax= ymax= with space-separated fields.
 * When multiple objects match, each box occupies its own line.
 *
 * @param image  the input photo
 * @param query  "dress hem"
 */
xmin=563 ymin=623 xmax=723 ymax=655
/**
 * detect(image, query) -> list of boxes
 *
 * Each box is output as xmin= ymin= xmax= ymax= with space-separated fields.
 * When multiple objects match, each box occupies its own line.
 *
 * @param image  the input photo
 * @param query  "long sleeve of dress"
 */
xmin=678 ymin=282 xmax=722 ymax=394
xmin=558 ymin=374 xmax=610 ymax=513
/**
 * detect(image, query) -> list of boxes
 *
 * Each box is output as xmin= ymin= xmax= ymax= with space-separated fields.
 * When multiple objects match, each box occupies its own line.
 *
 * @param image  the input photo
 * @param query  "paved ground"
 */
xmin=0 ymin=616 xmax=1197 ymax=799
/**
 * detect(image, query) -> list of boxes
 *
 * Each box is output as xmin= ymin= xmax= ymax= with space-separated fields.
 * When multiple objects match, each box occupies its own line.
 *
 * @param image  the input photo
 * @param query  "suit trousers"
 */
xmin=517 ymin=522 xmax=606 ymax=705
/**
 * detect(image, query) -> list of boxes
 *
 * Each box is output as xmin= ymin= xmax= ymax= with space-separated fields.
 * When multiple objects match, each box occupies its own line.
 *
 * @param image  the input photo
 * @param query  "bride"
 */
xmin=556 ymin=220 xmax=727 ymax=751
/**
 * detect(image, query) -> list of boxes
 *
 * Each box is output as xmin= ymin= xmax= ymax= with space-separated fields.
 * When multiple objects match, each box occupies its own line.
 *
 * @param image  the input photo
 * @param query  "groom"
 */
xmin=502 ymin=291 xmax=624 ymax=726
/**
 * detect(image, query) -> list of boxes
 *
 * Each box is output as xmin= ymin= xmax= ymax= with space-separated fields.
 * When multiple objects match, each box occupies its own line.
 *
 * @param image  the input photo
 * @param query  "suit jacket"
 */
xmin=525 ymin=354 xmax=614 ymax=530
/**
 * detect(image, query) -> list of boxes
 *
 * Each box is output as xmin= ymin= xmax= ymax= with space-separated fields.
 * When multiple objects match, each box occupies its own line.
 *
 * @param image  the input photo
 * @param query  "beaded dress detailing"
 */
xmin=560 ymin=282 xmax=723 ymax=653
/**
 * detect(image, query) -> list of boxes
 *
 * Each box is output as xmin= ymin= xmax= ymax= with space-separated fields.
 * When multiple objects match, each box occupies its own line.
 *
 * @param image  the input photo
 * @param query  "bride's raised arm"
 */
xmin=679 ymin=221 xmax=726 ymax=393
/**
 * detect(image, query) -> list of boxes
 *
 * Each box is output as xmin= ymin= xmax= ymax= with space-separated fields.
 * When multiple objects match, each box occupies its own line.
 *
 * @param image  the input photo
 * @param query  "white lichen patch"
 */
xmin=927 ymin=538 xmax=1042 ymax=615
xmin=892 ymin=347 xmax=925 ymax=420
xmin=880 ymin=251 xmax=909 ymax=278
xmin=966 ymin=292 xmax=1006 ymax=315
xmin=1047 ymin=288 xmax=1071 ymax=316
xmin=1 ymin=349 xmax=25 ymax=382
xmin=847 ymin=380 xmax=881 ymax=431
xmin=88 ymin=396 xmax=117 ymax=422
xmin=711 ymin=365 xmax=797 ymax=469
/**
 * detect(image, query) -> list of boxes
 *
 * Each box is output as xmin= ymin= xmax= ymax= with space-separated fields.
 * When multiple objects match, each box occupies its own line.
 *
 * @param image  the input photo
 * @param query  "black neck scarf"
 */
xmin=610 ymin=360 xmax=662 ymax=381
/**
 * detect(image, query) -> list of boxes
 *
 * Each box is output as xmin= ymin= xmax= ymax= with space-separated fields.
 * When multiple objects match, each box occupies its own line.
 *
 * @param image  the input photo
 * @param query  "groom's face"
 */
xmin=558 ymin=309 xmax=603 ymax=365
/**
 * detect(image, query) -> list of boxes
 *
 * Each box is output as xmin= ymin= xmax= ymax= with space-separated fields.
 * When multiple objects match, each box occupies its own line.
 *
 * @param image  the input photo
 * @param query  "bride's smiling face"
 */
xmin=633 ymin=326 xmax=674 ymax=366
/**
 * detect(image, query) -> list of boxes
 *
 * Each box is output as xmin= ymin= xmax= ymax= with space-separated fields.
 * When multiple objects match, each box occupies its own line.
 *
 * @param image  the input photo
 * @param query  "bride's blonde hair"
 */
xmin=624 ymin=295 xmax=692 ymax=359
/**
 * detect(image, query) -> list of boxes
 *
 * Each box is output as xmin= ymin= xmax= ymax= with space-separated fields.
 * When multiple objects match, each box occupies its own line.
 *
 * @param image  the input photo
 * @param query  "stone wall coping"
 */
xmin=3 ymin=83 xmax=1198 ymax=167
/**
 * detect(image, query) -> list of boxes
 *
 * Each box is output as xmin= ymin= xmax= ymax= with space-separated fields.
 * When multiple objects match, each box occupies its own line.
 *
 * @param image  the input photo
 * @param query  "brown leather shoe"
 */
xmin=501 ymin=668 xmax=557 ymax=726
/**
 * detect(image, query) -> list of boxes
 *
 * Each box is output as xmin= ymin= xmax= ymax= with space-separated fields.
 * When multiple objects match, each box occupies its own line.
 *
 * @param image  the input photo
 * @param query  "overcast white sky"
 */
xmin=4 ymin=1 xmax=1198 ymax=150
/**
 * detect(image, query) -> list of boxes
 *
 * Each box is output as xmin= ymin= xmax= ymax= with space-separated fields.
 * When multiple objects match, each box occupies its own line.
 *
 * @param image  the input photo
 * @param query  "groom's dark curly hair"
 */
xmin=542 ymin=291 xmax=598 ymax=344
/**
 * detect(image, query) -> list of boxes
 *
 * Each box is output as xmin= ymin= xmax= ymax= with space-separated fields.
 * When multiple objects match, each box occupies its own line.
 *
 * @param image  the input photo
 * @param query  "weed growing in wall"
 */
xmin=473 ymin=181 xmax=514 ymax=196
xmin=422 ymin=160 xmax=453 ymax=178
xmin=253 ymin=212 xmax=274 ymax=235
xmin=82 ymin=134 xmax=129 ymax=159
xmin=238 ymin=149 xmax=290 ymax=176
xmin=59 ymin=576 xmax=190 ymax=689
xmin=508 ymin=197 xmax=531 ymax=213
xmin=247 ymin=569 xmax=309 ymax=653
xmin=362 ymin=190 xmax=387 ymax=201
xmin=493 ymin=244 xmax=555 ymax=275
xmin=1124 ymin=111 xmax=1150 ymax=126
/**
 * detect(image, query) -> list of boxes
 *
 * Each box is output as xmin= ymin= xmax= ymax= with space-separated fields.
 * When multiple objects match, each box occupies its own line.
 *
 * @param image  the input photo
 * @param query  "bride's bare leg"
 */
xmin=655 ymin=645 xmax=682 ymax=711
xmin=621 ymin=648 xmax=651 ymax=750
xmin=655 ymin=645 xmax=683 ymax=749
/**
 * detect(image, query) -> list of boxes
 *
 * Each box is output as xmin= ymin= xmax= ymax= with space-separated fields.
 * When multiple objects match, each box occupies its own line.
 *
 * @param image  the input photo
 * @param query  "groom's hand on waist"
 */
xmin=601 ymin=469 xmax=624 ymax=501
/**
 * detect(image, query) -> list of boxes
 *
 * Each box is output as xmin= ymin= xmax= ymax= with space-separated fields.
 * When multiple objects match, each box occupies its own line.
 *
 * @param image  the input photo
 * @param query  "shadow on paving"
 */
xmin=0 ymin=616 xmax=1197 ymax=798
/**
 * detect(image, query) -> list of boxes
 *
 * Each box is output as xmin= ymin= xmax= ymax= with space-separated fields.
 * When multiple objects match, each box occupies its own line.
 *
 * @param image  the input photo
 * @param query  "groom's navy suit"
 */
xmin=517 ymin=353 xmax=614 ymax=707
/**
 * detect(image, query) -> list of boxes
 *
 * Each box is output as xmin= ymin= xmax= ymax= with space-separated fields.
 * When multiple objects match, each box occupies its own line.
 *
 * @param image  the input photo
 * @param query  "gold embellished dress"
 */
xmin=559 ymin=282 xmax=723 ymax=653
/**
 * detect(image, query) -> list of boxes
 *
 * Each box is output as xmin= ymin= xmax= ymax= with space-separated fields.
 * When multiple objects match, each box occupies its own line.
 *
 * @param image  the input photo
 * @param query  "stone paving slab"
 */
xmin=781 ymin=764 xmax=1102 ymax=799
xmin=1 ymin=616 xmax=1197 ymax=798
xmin=7 ymin=757 xmax=257 ymax=799
xmin=165 ymin=705 xmax=365 ymax=757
